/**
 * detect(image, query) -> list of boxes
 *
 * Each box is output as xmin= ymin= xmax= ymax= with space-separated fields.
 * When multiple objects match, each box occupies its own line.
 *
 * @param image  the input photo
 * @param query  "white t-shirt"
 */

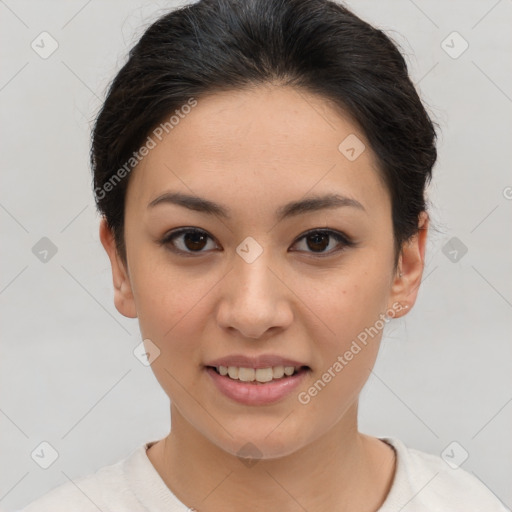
xmin=18 ymin=437 xmax=508 ymax=511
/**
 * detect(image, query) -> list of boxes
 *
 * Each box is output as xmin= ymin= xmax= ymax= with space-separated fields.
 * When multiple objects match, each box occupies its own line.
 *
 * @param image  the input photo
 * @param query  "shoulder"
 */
xmin=379 ymin=437 xmax=508 ymax=512
xmin=18 ymin=447 xmax=143 ymax=512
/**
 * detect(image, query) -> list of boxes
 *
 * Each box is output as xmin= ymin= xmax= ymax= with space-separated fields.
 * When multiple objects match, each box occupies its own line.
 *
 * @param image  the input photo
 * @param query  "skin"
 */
xmin=100 ymin=84 xmax=428 ymax=512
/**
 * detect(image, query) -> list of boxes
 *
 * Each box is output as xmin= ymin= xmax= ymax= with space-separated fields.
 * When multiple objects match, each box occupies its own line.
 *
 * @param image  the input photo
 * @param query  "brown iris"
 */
xmin=184 ymin=231 xmax=208 ymax=251
xmin=306 ymin=232 xmax=329 ymax=252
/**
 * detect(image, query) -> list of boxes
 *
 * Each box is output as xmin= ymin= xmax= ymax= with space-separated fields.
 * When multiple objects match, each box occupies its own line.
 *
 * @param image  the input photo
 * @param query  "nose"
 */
xmin=216 ymin=249 xmax=294 ymax=340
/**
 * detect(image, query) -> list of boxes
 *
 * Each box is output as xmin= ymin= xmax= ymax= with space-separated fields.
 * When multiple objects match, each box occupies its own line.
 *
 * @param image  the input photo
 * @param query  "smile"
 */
xmin=205 ymin=366 xmax=310 ymax=405
xmin=211 ymin=365 xmax=305 ymax=383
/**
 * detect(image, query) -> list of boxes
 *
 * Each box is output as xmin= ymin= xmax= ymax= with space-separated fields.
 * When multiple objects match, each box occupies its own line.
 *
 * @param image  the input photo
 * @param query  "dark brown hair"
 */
xmin=91 ymin=0 xmax=438 ymax=268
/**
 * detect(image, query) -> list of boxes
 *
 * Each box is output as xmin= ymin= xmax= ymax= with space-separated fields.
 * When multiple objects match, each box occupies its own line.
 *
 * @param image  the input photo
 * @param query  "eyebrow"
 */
xmin=147 ymin=191 xmax=366 ymax=221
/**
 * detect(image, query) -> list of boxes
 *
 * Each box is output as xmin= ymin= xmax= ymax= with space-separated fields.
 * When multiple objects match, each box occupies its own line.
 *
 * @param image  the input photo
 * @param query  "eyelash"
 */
xmin=158 ymin=227 xmax=356 ymax=258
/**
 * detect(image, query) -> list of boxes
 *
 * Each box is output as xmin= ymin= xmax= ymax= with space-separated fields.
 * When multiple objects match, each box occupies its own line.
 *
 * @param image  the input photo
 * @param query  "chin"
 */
xmin=209 ymin=422 xmax=312 ymax=461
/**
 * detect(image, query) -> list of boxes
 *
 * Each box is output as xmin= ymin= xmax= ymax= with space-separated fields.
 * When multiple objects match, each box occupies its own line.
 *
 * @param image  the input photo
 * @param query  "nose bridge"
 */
xmin=217 ymin=240 xmax=292 ymax=338
xmin=233 ymin=234 xmax=275 ymax=295
xmin=234 ymin=247 xmax=274 ymax=300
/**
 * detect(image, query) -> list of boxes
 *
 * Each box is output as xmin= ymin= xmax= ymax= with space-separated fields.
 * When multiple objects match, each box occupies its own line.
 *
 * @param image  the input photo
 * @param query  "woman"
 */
xmin=20 ymin=0 xmax=507 ymax=510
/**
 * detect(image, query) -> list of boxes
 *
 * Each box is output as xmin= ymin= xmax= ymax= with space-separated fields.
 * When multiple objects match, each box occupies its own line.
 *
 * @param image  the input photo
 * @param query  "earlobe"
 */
xmin=388 ymin=211 xmax=429 ymax=318
xmin=99 ymin=217 xmax=137 ymax=319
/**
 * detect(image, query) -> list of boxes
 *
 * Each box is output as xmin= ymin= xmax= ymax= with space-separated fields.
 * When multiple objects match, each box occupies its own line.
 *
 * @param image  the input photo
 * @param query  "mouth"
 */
xmin=206 ymin=365 xmax=310 ymax=384
xmin=205 ymin=364 xmax=310 ymax=405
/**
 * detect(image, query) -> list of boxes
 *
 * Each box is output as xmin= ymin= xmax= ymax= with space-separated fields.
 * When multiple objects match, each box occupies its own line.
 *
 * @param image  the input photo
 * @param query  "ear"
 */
xmin=99 ymin=217 xmax=137 ymax=319
xmin=387 ymin=211 xmax=429 ymax=318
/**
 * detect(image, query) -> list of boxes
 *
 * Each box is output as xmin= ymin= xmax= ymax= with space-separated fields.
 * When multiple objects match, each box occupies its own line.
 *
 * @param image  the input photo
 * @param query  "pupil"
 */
xmin=185 ymin=232 xmax=207 ymax=251
xmin=307 ymin=233 xmax=328 ymax=252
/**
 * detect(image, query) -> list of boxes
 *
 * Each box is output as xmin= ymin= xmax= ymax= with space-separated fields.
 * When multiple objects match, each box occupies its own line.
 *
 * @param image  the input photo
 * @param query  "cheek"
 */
xmin=297 ymin=266 xmax=390 ymax=400
xmin=132 ymin=264 xmax=207 ymax=399
xmin=129 ymin=252 xmax=205 ymax=337
xmin=129 ymin=259 xmax=220 ymax=390
xmin=299 ymin=269 xmax=389 ymax=343
xmin=300 ymin=279 xmax=385 ymax=413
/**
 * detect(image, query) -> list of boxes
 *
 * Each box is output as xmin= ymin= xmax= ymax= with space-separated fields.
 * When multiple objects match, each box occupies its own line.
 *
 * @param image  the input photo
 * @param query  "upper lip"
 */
xmin=205 ymin=354 xmax=309 ymax=369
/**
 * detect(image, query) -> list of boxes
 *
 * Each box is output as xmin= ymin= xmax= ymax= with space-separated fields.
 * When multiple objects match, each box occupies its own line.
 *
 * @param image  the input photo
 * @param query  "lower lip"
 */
xmin=205 ymin=367 xmax=308 ymax=406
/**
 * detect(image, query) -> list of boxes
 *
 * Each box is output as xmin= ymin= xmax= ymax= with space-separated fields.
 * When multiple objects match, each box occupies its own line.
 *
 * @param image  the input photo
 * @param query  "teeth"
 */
xmin=273 ymin=366 xmax=285 ymax=379
xmin=255 ymin=368 xmax=273 ymax=382
xmin=217 ymin=365 xmax=300 ymax=383
xmin=238 ymin=367 xmax=255 ymax=382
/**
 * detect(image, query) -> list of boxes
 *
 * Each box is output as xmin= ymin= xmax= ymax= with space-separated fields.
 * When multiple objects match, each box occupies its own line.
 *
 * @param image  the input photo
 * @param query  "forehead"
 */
xmin=126 ymin=85 xmax=390 ymax=219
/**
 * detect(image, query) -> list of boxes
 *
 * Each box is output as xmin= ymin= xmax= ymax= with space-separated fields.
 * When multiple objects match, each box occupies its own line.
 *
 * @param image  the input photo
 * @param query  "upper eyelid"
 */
xmin=161 ymin=227 xmax=351 ymax=253
xmin=162 ymin=227 xmax=345 ymax=242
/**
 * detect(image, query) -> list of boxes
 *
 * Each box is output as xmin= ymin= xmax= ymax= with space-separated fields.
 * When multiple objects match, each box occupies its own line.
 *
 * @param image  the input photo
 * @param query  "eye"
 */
xmin=159 ymin=227 xmax=219 ymax=256
xmin=159 ymin=227 xmax=355 ymax=257
xmin=290 ymin=229 xmax=355 ymax=256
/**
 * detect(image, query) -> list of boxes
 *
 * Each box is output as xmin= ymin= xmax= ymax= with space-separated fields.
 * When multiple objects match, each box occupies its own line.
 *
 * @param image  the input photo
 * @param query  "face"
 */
xmin=101 ymin=85 xmax=426 ymax=459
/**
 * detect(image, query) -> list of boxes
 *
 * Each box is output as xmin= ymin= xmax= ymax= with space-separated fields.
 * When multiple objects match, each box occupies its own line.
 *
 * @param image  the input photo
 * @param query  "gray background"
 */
xmin=1 ymin=0 xmax=511 ymax=509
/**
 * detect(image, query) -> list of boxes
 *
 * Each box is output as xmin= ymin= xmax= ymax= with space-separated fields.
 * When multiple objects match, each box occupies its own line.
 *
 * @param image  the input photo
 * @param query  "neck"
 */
xmin=147 ymin=402 xmax=396 ymax=512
